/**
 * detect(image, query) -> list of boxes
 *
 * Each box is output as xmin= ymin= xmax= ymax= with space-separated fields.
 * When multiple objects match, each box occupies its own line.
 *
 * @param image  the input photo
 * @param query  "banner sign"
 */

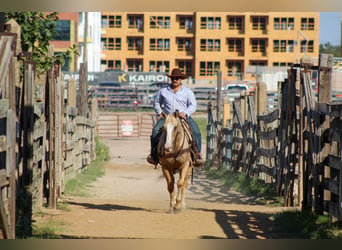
xmin=121 ymin=120 xmax=133 ymax=136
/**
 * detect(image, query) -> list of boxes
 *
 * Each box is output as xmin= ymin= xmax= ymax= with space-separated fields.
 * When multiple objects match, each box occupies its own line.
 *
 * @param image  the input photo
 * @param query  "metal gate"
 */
xmin=96 ymin=112 xmax=155 ymax=138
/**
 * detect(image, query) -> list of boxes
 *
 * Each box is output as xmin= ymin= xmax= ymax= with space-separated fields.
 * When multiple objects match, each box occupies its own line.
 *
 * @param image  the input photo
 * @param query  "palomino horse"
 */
xmin=157 ymin=111 xmax=194 ymax=212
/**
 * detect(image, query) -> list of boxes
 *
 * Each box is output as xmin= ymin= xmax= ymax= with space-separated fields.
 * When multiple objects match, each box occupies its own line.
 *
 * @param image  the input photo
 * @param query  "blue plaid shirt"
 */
xmin=154 ymin=85 xmax=197 ymax=117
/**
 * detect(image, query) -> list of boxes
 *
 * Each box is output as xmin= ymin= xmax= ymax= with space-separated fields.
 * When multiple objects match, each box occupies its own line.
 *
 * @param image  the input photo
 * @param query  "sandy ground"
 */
xmin=34 ymin=137 xmax=298 ymax=239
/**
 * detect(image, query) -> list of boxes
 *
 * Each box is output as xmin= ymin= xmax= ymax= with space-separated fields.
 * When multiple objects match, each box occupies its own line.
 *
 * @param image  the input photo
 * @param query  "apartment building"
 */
xmin=51 ymin=12 xmax=102 ymax=73
xmin=100 ymin=12 xmax=319 ymax=82
xmin=50 ymin=12 xmax=79 ymax=72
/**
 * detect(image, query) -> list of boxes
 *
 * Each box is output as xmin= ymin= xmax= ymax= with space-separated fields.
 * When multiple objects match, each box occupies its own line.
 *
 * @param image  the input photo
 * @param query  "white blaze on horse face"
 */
xmin=164 ymin=122 xmax=174 ymax=152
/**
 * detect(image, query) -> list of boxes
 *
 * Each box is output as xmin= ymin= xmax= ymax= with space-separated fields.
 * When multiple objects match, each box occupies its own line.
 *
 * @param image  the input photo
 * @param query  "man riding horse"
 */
xmin=147 ymin=68 xmax=204 ymax=167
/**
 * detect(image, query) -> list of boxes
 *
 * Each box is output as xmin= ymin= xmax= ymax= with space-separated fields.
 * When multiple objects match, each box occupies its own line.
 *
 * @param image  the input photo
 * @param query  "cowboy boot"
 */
xmin=147 ymin=144 xmax=158 ymax=165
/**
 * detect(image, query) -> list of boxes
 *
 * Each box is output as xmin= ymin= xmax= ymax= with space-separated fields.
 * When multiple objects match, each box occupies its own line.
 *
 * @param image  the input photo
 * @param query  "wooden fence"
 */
xmin=207 ymin=55 xmax=342 ymax=221
xmin=0 ymin=20 xmax=96 ymax=239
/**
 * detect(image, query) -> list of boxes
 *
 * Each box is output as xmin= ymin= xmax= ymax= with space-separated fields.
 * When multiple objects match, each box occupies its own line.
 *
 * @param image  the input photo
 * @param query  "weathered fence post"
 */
xmin=318 ymin=54 xmax=333 ymax=104
xmin=78 ymin=62 xmax=89 ymax=117
xmin=256 ymin=82 xmax=267 ymax=115
xmin=223 ymin=96 xmax=230 ymax=127
xmin=216 ymin=70 xmax=222 ymax=122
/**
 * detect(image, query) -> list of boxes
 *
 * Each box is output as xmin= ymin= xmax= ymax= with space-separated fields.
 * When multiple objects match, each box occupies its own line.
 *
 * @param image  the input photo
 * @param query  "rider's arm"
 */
xmin=153 ymin=90 xmax=163 ymax=116
xmin=185 ymin=89 xmax=196 ymax=118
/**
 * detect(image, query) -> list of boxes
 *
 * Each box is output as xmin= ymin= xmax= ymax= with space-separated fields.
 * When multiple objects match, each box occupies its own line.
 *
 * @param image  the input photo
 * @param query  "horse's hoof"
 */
xmin=167 ymin=208 xmax=174 ymax=214
xmin=174 ymin=207 xmax=182 ymax=213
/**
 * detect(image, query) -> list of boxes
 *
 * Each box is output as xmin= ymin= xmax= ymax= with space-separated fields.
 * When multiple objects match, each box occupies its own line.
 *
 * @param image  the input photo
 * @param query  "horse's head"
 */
xmin=162 ymin=112 xmax=182 ymax=152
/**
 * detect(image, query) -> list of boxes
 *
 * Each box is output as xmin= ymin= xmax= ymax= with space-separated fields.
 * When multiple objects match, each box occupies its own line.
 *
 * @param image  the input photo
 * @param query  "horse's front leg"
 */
xmin=180 ymin=166 xmax=192 ymax=209
xmin=162 ymin=167 xmax=175 ymax=212
xmin=174 ymin=165 xmax=189 ymax=211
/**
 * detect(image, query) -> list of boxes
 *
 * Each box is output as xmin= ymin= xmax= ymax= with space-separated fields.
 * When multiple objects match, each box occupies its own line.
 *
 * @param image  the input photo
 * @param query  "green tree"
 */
xmin=5 ymin=12 xmax=78 ymax=76
xmin=319 ymin=42 xmax=341 ymax=57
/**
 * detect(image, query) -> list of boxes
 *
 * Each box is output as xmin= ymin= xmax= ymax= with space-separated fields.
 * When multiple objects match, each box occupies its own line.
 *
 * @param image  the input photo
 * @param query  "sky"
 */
xmin=320 ymin=12 xmax=341 ymax=45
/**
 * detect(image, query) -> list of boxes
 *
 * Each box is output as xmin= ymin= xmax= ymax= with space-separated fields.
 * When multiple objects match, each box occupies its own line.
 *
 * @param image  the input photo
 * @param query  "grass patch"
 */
xmin=31 ymin=220 xmax=66 ymax=239
xmin=63 ymin=136 xmax=110 ymax=196
xmin=203 ymin=163 xmax=282 ymax=206
xmin=272 ymin=210 xmax=342 ymax=239
xmin=193 ymin=116 xmax=207 ymax=142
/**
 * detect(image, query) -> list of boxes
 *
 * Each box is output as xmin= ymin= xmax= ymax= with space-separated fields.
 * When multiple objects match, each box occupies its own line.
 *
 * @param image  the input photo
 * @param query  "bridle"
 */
xmin=159 ymin=116 xmax=191 ymax=160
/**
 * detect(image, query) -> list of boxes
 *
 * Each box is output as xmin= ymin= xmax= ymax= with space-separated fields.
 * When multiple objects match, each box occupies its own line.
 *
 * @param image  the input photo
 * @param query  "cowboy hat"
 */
xmin=166 ymin=68 xmax=188 ymax=79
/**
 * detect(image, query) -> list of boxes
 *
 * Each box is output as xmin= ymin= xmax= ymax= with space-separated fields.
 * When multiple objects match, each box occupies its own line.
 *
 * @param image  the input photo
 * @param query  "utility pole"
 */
xmin=83 ymin=12 xmax=88 ymax=63
xmin=340 ymin=12 xmax=342 ymax=57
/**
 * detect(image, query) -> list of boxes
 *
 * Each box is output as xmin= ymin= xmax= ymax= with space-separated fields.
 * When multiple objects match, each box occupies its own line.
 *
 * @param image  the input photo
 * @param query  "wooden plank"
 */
xmin=6 ymin=110 xmax=14 ymax=177
xmin=324 ymin=178 xmax=339 ymax=196
xmin=328 ymin=103 xmax=342 ymax=117
xmin=0 ymin=186 xmax=11 ymax=239
xmin=33 ymin=121 xmax=45 ymax=140
xmin=0 ymin=169 xmax=9 ymax=187
xmin=327 ymin=155 xmax=342 ymax=170
xmin=0 ymin=99 xmax=9 ymax=118
xmin=256 ymin=163 xmax=275 ymax=177
xmin=33 ymin=146 xmax=44 ymax=164
xmin=0 ymin=36 xmax=13 ymax=86
xmin=34 ymin=101 xmax=45 ymax=117
xmin=257 ymin=109 xmax=279 ymax=123
xmin=0 ymin=135 xmax=6 ymax=153
xmin=258 ymin=128 xmax=277 ymax=140
xmin=256 ymin=147 xmax=277 ymax=158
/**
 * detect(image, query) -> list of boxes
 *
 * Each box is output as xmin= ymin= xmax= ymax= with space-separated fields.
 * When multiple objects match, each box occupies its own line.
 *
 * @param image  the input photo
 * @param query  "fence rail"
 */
xmin=0 ymin=21 xmax=96 ymax=239
xmin=207 ymin=55 xmax=342 ymax=222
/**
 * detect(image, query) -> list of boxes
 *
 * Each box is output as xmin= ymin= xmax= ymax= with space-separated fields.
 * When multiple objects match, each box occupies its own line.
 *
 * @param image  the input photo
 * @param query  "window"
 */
xmin=127 ymin=37 xmax=143 ymax=51
xmin=273 ymin=62 xmax=292 ymax=67
xmin=307 ymin=40 xmax=314 ymax=52
xmin=149 ymin=61 xmax=169 ymax=72
xmin=251 ymin=39 xmax=266 ymax=52
xmin=150 ymin=38 xmax=170 ymax=51
xmin=101 ymin=60 xmax=121 ymax=70
xmin=228 ymin=39 xmax=243 ymax=53
xmin=228 ymin=16 xmax=243 ymax=31
xmin=274 ymin=17 xmax=294 ymax=30
xmin=199 ymin=61 xmax=220 ymax=76
xmin=227 ymin=61 xmax=243 ymax=77
xmin=287 ymin=40 xmax=294 ymax=52
xmin=200 ymin=16 xmax=221 ymax=29
xmin=273 ymin=40 xmax=279 ymax=52
xmin=250 ymin=60 xmax=267 ymax=66
xmin=301 ymin=18 xmax=315 ymax=30
xmin=53 ymin=20 xmax=70 ymax=41
xmin=101 ymin=37 xmax=121 ymax=50
xmin=178 ymin=61 xmax=192 ymax=77
xmin=101 ymin=15 xmax=121 ymax=28
xmin=179 ymin=16 xmax=193 ymax=30
xmin=300 ymin=40 xmax=307 ymax=52
xmin=177 ymin=38 xmax=192 ymax=51
xmin=150 ymin=16 xmax=170 ymax=29
xmin=280 ymin=40 xmax=287 ymax=52
xmin=128 ymin=15 xmax=143 ymax=30
xmin=273 ymin=40 xmax=294 ymax=53
xmin=127 ymin=59 xmax=143 ymax=72
xmin=200 ymin=39 xmax=220 ymax=51
xmin=252 ymin=16 xmax=266 ymax=30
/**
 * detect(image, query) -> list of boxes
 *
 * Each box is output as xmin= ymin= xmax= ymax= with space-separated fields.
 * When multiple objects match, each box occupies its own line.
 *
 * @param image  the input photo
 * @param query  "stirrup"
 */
xmin=194 ymin=158 xmax=204 ymax=167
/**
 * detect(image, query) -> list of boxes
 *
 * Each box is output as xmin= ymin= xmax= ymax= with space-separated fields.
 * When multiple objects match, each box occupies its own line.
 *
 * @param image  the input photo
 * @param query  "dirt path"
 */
xmin=36 ymin=138 xmax=297 ymax=239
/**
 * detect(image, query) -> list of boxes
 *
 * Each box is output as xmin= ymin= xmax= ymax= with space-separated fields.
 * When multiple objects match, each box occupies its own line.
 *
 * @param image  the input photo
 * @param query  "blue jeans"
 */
xmin=150 ymin=116 xmax=202 ymax=158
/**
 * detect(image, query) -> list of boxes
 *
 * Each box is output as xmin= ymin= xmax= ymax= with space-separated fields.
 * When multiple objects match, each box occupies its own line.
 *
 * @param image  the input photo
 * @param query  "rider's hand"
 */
xmin=157 ymin=113 xmax=163 ymax=121
xmin=179 ymin=112 xmax=186 ymax=119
